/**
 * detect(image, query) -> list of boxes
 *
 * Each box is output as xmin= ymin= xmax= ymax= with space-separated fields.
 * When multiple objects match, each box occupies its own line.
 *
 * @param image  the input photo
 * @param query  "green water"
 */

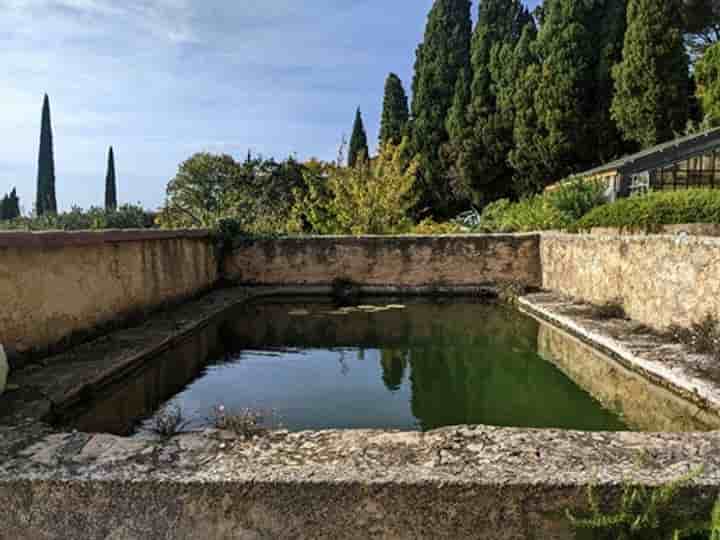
xmin=62 ymin=299 xmax=628 ymax=435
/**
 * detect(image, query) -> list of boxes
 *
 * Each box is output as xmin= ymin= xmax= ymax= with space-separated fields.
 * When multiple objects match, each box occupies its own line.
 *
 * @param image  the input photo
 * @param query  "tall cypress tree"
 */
xmin=508 ymin=26 xmax=545 ymax=195
xmin=447 ymin=0 xmax=534 ymax=206
xmin=36 ymin=94 xmax=57 ymax=215
xmin=584 ymin=0 xmax=628 ymax=162
xmin=105 ymin=146 xmax=118 ymax=211
xmin=612 ymin=0 xmax=690 ymax=147
xmin=8 ymin=188 xmax=20 ymax=219
xmin=410 ymin=0 xmax=472 ymax=217
xmin=379 ymin=74 xmax=410 ymax=146
xmin=348 ymin=108 xmax=369 ymax=167
xmin=0 ymin=195 xmax=8 ymax=220
xmin=696 ymin=41 xmax=720 ymax=126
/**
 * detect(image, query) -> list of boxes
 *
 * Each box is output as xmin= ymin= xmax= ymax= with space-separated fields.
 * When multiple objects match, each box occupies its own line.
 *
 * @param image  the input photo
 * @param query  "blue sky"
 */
xmin=1 ymin=0 xmax=540 ymax=211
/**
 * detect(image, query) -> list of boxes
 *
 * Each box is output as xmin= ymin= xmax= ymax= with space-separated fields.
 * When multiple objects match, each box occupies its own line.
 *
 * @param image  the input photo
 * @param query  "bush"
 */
xmin=546 ymin=177 xmax=607 ymax=223
xmin=411 ymin=218 xmax=466 ymax=235
xmin=575 ymin=189 xmax=720 ymax=232
xmin=0 ymin=204 xmax=155 ymax=231
xmin=474 ymin=196 xmax=568 ymax=233
xmin=470 ymin=177 xmax=606 ymax=233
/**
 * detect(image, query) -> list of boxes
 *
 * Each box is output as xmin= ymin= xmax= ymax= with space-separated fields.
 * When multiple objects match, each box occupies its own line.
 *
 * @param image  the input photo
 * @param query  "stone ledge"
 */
xmin=1 ymin=426 xmax=719 ymax=539
xmin=0 ymin=228 xmax=212 ymax=249
xmin=519 ymin=292 xmax=720 ymax=419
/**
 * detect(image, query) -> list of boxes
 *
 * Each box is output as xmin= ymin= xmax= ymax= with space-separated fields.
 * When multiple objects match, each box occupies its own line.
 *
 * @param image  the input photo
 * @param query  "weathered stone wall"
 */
xmin=541 ymin=233 xmax=720 ymax=330
xmin=224 ymin=235 xmax=542 ymax=289
xmin=0 ymin=230 xmax=217 ymax=366
xmin=1 ymin=426 xmax=719 ymax=540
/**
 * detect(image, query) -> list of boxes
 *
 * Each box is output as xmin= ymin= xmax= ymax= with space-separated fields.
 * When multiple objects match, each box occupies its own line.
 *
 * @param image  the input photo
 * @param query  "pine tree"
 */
xmin=105 ymin=146 xmax=118 ymax=211
xmin=348 ymin=108 xmax=369 ymax=167
xmin=447 ymin=0 xmax=534 ymax=206
xmin=36 ymin=94 xmax=57 ymax=215
xmin=612 ymin=0 xmax=690 ymax=147
xmin=379 ymin=74 xmax=409 ymax=146
xmin=410 ymin=0 xmax=472 ymax=217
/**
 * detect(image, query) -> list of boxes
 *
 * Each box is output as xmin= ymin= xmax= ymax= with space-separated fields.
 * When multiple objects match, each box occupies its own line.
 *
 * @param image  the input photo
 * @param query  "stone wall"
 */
xmin=541 ymin=233 xmax=720 ymax=330
xmin=0 ymin=230 xmax=217 ymax=366
xmin=224 ymin=235 xmax=542 ymax=289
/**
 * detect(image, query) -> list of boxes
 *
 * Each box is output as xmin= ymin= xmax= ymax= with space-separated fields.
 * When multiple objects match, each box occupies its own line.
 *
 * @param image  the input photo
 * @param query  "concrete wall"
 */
xmin=0 ymin=230 xmax=217 ymax=365
xmin=541 ymin=233 xmax=720 ymax=330
xmin=224 ymin=235 xmax=542 ymax=289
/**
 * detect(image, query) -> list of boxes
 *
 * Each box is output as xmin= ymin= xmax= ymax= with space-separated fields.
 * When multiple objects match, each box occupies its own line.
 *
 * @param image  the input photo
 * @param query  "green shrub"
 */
xmin=475 ymin=196 xmax=568 ymax=233
xmin=547 ymin=177 xmax=607 ymax=223
xmin=0 ymin=204 xmax=155 ymax=231
xmin=575 ymin=189 xmax=720 ymax=232
xmin=471 ymin=177 xmax=606 ymax=233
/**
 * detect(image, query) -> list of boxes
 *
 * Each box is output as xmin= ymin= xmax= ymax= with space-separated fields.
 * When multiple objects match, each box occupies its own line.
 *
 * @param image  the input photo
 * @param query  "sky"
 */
xmin=0 ymin=0 xmax=541 ymax=212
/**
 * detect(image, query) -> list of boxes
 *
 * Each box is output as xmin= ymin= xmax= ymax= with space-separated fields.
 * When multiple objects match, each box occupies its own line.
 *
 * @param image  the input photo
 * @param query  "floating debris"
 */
xmin=288 ymin=309 xmax=311 ymax=316
xmin=325 ymin=310 xmax=350 ymax=316
xmin=357 ymin=305 xmax=378 ymax=310
xmin=386 ymin=304 xmax=406 ymax=310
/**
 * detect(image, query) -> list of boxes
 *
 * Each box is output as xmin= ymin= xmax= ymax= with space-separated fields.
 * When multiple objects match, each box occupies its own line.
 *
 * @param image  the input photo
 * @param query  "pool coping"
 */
xmin=518 ymin=292 xmax=720 ymax=419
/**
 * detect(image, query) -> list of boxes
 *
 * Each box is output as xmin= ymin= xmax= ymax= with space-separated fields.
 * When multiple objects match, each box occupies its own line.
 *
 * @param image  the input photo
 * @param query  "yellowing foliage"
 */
xmin=291 ymin=141 xmax=419 ymax=235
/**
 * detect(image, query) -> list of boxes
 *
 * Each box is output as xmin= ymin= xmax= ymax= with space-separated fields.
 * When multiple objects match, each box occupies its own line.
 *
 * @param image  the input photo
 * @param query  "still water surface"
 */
xmin=61 ymin=299 xmax=628 ymax=434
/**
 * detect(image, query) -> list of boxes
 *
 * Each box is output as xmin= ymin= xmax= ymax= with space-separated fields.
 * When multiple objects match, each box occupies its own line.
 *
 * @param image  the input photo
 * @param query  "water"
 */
xmin=59 ymin=298 xmax=628 ymax=435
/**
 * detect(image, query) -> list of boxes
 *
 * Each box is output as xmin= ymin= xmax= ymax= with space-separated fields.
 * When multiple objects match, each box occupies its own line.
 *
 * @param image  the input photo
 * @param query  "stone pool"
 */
xmin=57 ymin=298 xmax=629 ymax=435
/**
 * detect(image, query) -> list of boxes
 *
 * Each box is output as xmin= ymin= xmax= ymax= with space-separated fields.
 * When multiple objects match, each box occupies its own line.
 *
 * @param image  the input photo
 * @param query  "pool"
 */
xmin=61 ymin=299 xmax=628 ymax=435
xmin=58 ymin=298 xmax=628 ymax=435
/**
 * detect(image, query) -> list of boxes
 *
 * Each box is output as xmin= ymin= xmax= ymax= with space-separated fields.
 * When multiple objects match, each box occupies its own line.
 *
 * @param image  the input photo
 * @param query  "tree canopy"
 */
xmin=379 ymin=74 xmax=409 ymax=146
xmin=36 ymin=94 xmax=57 ymax=215
xmin=612 ymin=0 xmax=690 ymax=148
xmin=348 ymin=108 xmax=369 ymax=168
xmin=105 ymin=146 xmax=117 ymax=211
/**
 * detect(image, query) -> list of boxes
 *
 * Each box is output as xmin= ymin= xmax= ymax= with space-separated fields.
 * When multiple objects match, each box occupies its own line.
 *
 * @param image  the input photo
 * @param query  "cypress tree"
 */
xmin=36 ymin=94 xmax=57 ymax=215
xmin=8 ymin=188 xmax=20 ymax=219
xmin=509 ymin=26 xmax=546 ymax=195
xmin=105 ymin=146 xmax=118 ymax=211
xmin=0 ymin=189 xmax=20 ymax=220
xmin=508 ymin=0 xmax=627 ymax=194
xmin=348 ymin=108 xmax=369 ymax=167
xmin=410 ymin=0 xmax=472 ymax=217
xmin=0 ymin=195 xmax=8 ymax=220
xmin=586 ymin=0 xmax=628 ymax=162
xmin=448 ymin=0 xmax=535 ymax=205
xmin=612 ymin=0 xmax=690 ymax=147
xmin=531 ymin=0 xmax=595 ymax=185
xmin=697 ymin=42 xmax=720 ymax=126
xmin=379 ymin=74 xmax=410 ymax=146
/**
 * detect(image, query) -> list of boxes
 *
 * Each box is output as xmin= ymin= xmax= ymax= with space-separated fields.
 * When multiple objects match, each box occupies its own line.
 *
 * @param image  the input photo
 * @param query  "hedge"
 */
xmin=574 ymin=189 xmax=720 ymax=231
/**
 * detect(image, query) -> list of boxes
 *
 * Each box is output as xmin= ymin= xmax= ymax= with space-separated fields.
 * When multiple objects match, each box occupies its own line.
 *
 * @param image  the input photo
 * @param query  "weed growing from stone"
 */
xmin=567 ymin=467 xmax=718 ymax=539
xmin=209 ymin=405 xmax=281 ymax=439
xmin=590 ymin=300 xmax=628 ymax=320
xmin=669 ymin=315 xmax=720 ymax=362
xmin=147 ymin=404 xmax=191 ymax=439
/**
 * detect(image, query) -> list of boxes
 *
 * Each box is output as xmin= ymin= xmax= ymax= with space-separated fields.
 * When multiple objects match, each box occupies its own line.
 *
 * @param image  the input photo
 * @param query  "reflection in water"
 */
xmin=380 ymin=349 xmax=408 ymax=392
xmin=59 ymin=299 xmax=630 ymax=435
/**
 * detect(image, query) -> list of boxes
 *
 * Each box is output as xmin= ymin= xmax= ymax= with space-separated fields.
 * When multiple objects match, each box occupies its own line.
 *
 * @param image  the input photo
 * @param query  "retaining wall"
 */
xmin=0 ymin=230 xmax=218 ymax=366
xmin=541 ymin=233 xmax=720 ymax=330
xmin=223 ymin=235 xmax=542 ymax=289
